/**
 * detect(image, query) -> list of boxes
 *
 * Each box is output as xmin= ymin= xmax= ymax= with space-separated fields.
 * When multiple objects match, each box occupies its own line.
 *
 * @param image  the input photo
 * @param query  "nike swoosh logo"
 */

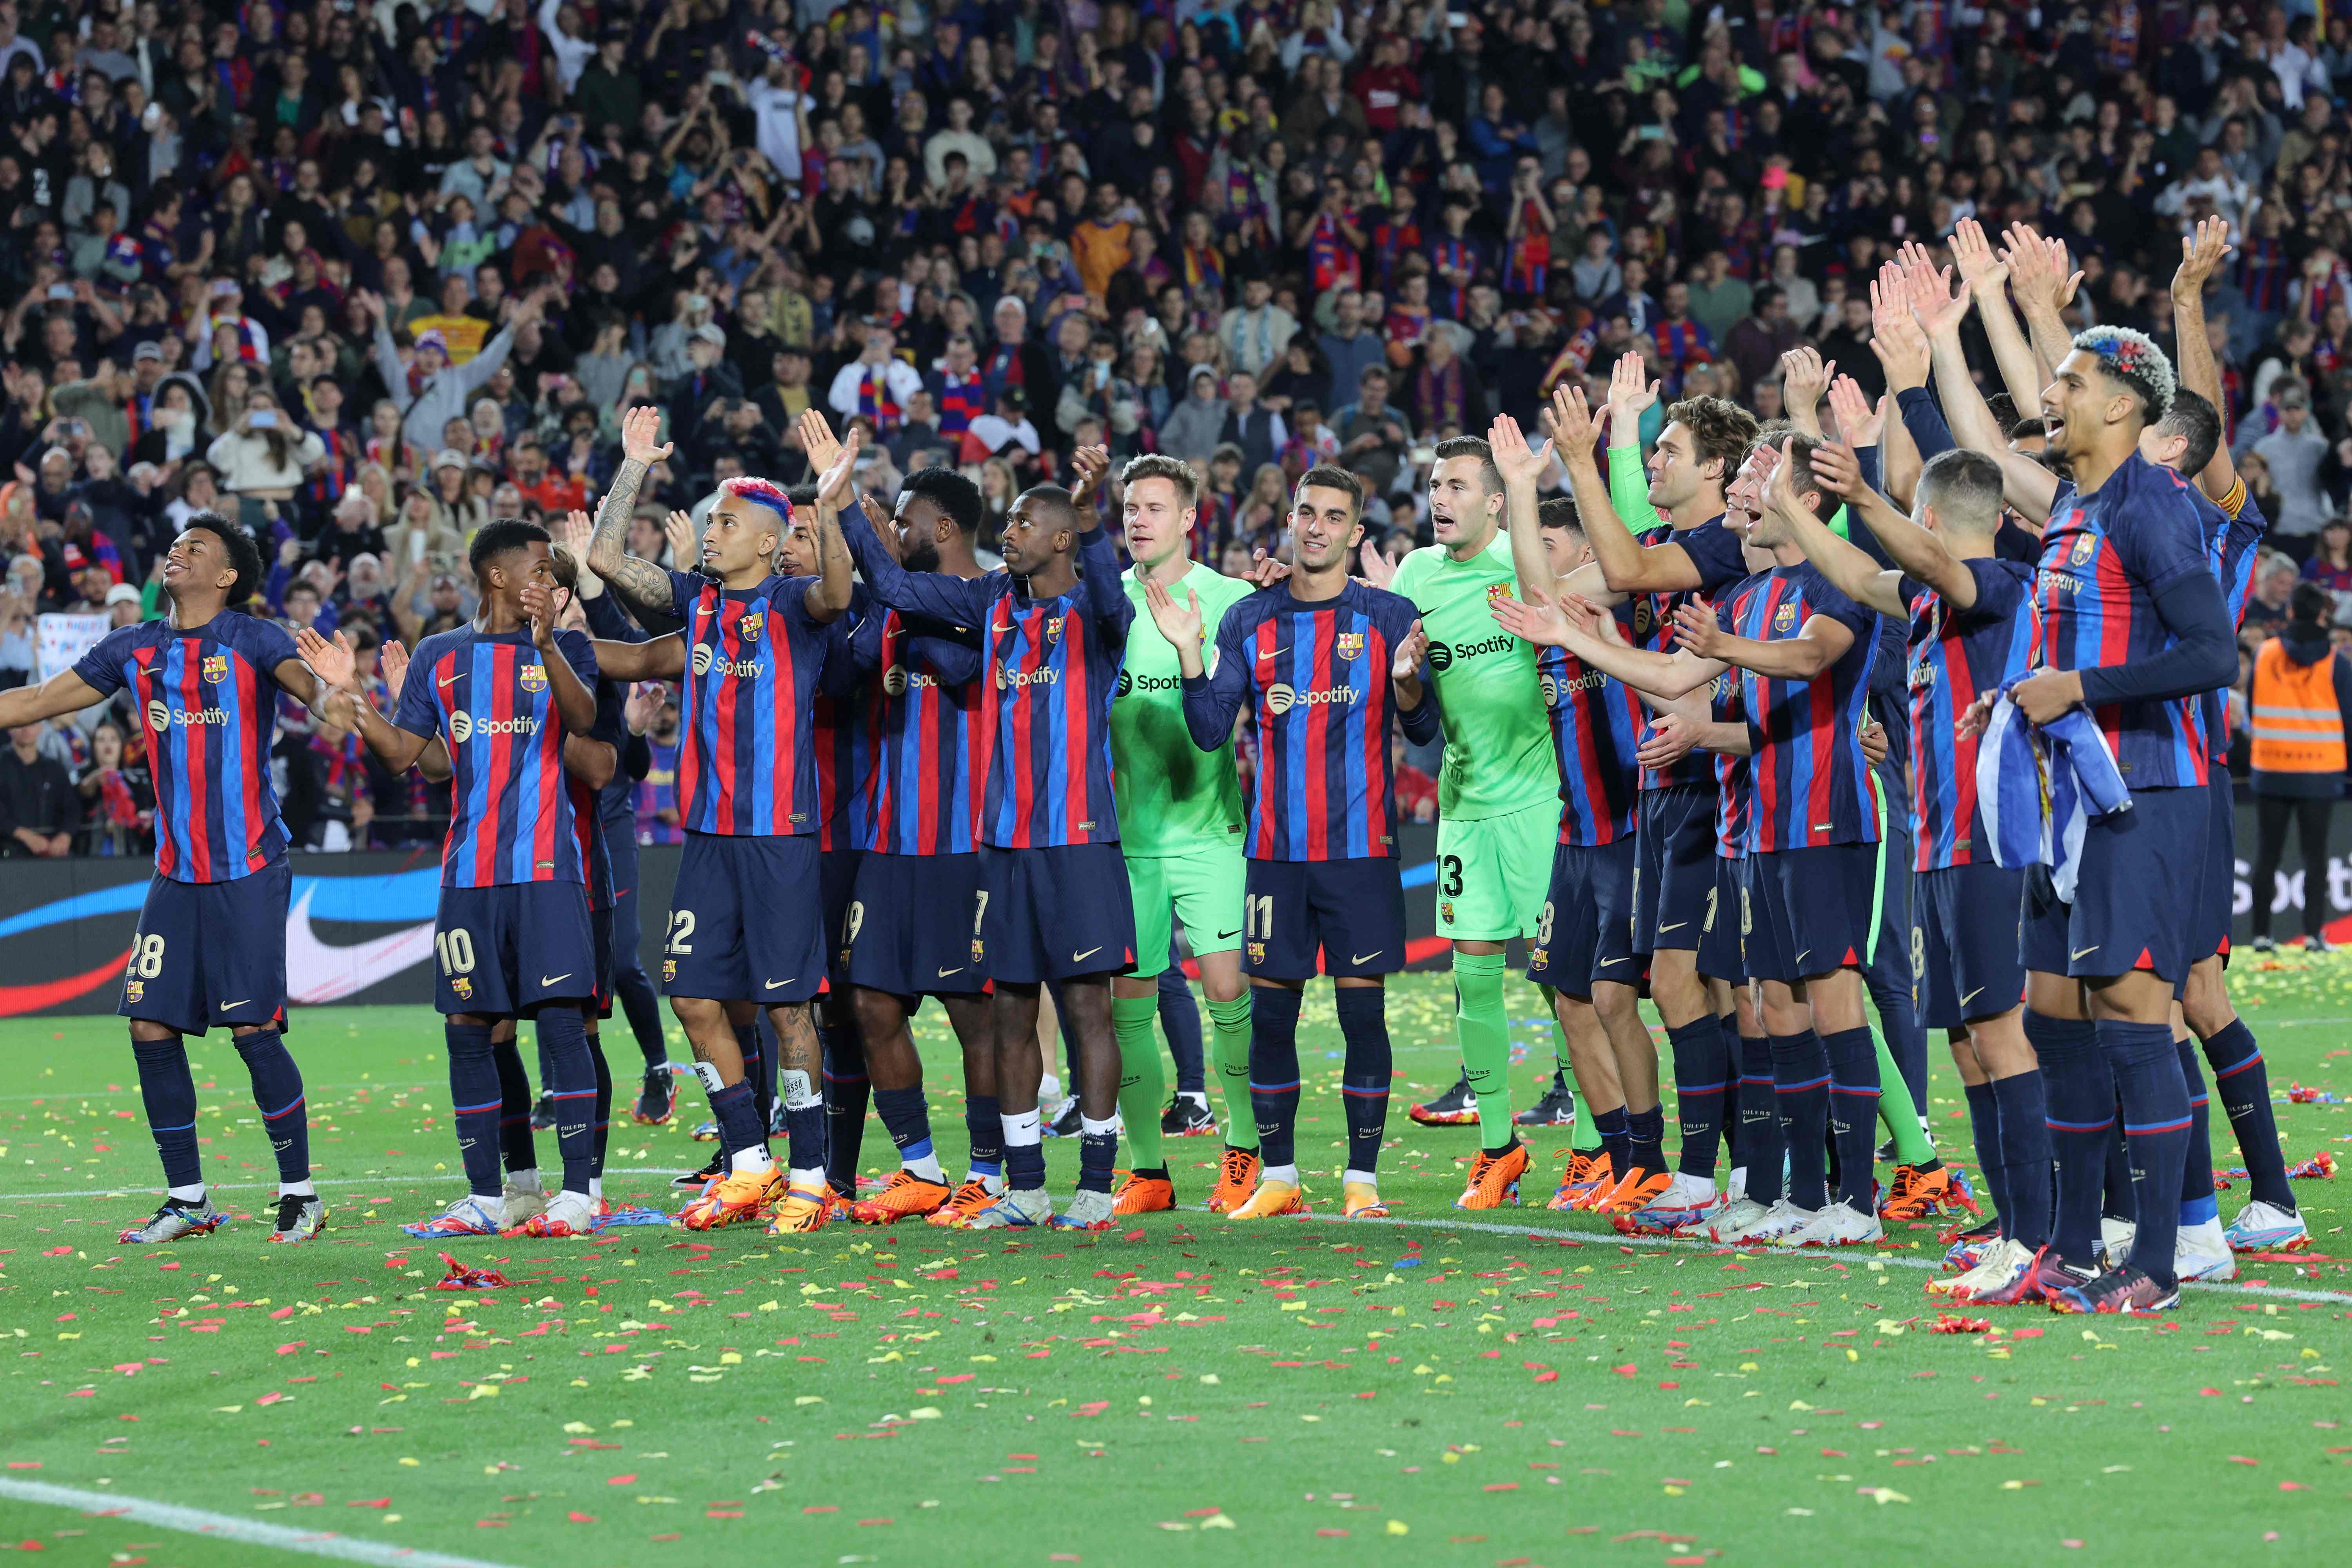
xmin=1597 ymin=956 xmax=1627 ymax=967
xmin=2071 ymin=945 xmax=2100 ymax=961
xmin=937 ymin=966 xmax=964 ymax=978
xmin=438 ymin=674 xmax=461 ymax=687
xmin=540 ymin=974 xmax=572 ymax=987
xmin=1958 ymin=986 xmax=1985 ymax=1007
xmin=1794 ymin=950 xmax=1811 ymax=966
xmin=1073 ymin=947 xmax=1103 ymax=963
xmin=220 ymin=999 xmax=248 ymax=1011
xmin=1218 ymin=929 xmax=1242 ymax=940
xmin=764 ymin=978 xmax=793 ymax=990
xmin=1351 ymin=951 xmax=1384 ymax=964
xmin=1658 ymin=921 xmax=1686 ymax=933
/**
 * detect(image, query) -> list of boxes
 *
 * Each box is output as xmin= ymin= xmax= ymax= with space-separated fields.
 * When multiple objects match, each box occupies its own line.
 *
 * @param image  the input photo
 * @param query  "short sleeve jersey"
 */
xmin=1389 ymin=530 xmax=1557 ymax=820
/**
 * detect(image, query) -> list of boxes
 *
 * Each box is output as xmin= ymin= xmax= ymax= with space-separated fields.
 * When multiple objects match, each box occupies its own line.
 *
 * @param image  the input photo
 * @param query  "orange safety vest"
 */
xmin=2250 ymin=637 xmax=2348 ymax=773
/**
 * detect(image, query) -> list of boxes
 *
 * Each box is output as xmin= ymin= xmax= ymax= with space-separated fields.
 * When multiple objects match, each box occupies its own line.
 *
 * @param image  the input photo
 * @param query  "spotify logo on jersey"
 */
xmin=147 ymin=699 xmax=169 ymax=733
xmin=692 ymin=643 xmax=715 ymax=676
xmin=1267 ymin=681 xmax=1296 ymax=713
xmin=1116 ymin=670 xmax=1131 ymax=696
xmin=1430 ymin=634 xmax=1515 ymax=670
xmin=449 ymin=710 xmax=473 ymax=743
xmin=1427 ymin=644 xmax=1454 ymax=671
xmin=884 ymin=666 xmax=909 ymax=695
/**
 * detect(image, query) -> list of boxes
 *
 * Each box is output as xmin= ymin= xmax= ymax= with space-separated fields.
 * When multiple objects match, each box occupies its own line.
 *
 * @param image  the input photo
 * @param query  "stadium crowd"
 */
xmin=1 ymin=0 xmax=2350 ymax=880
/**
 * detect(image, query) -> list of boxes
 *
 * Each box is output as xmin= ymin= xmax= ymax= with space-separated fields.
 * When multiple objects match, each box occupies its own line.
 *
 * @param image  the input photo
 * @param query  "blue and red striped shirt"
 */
xmin=1711 ymin=673 xmax=1749 ymax=859
xmin=847 ymin=522 xmax=1134 ymax=848
xmin=76 ymin=612 xmax=298 ymax=884
xmin=566 ymin=671 xmax=630 ymax=911
xmin=1715 ymin=563 xmax=1883 ymax=853
xmin=667 ymin=568 xmax=834 ymax=837
xmin=1180 ymin=581 xmax=1438 ymax=861
xmin=1540 ymin=602 xmax=1643 ymax=847
xmin=852 ymin=606 xmax=986 ymax=856
xmin=1905 ymin=558 xmax=2038 ymax=871
xmin=813 ymin=595 xmax=876 ymax=854
xmin=2038 ymin=456 xmax=2217 ymax=790
xmin=1633 ymin=517 xmax=1750 ymax=790
xmin=2202 ymin=486 xmax=2270 ymax=762
xmin=394 ymin=627 xmax=599 ymax=888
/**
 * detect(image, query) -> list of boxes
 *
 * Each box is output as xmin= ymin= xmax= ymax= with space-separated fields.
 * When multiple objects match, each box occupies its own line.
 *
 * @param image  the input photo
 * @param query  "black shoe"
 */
xmin=1874 ymin=1136 xmax=1897 ymax=1163
xmin=631 ymin=1064 xmax=676 ymax=1125
xmin=1161 ymin=1094 xmax=1218 ymax=1137
xmin=1514 ymin=1071 xmax=1577 ymax=1127
xmin=1408 ymin=1072 xmax=1478 ymax=1127
xmin=1045 ymin=1097 xmax=1083 ymax=1138
xmin=530 ymin=1088 xmax=556 ymax=1131
xmin=688 ymin=1116 xmax=720 ymax=1142
xmin=670 ymin=1152 xmax=724 ymax=1190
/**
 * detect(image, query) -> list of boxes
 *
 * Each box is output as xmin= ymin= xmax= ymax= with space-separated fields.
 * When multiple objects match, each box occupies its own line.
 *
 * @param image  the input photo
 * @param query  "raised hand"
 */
xmin=1825 ymin=377 xmax=1882 ymax=447
xmin=557 ymin=508 xmax=594 ymax=561
xmin=1392 ymin=617 xmax=1429 ymax=680
xmin=1243 ymin=546 xmax=1293 ymax=588
xmin=664 ymin=509 xmax=697 ymax=567
xmin=1068 ymin=443 xmax=1111 ymax=508
xmin=1142 ymin=575 xmax=1203 ymax=650
xmin=1607 ymin=350 xmax=1661 ymax=423
xmin=1809 ymin=437 xmax=1865 ymax=497
xmin=521 ymin=583 xmax=559 ymax=649
xmin=1356 ymin=538 xmax=1394 ymax=589
xmin=1907 ymin=258 xmax=1973 ymax=338
xmin=2172 ymin=215 xmax=2232 ymax=303
xmin=815 ymin=426 xmax=862 ymax=510
xmin=378 ymin=637 xmax=410 ymax=695
xmin=857 ymin=491 xmax=900 ymax=561
xmin=1949 ymin=217 xmax=2008 ymax=293
xmin=796 ymin=407 xmax=842 ymax=475
xmin=296 ymin=625 xmax=356 ymax=688
xmin=625 ymin=680 xmax=664 ymax=733
xmin=1488 ymin=412 xmax=1555 ymax=486
xmin=1779 ymin=346 xmax=1833 ymax=415
xmin=1670 ymin=599 xmax=1728 ymax=659
xmin=1869 ymin=298 xmax=1932 ymax=390
xmin=1546 ymin=381 xmax=1599 ymax=459
xmin=621 ymin=403 xmax=673 ymax=466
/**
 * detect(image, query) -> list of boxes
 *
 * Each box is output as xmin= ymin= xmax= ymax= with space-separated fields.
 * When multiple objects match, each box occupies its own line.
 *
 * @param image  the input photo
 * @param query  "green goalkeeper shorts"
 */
xmin=1124 ymin=844 xmax=1247 ymax=977
xmin=1433 ymin=800 xmax=1556 ymax=944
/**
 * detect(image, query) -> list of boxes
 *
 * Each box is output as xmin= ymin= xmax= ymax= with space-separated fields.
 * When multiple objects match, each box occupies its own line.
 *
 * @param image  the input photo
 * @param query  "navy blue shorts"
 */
xmin=976 ymin=842 xmax=1138 ymax=984
xmin=2021 ymin=783 xmax=2209 ymax=984
xmin=1874 ymin=811 xmax=1915 ymax=993
xmin=1243 ymin=856 xmax=1408 ymax=980
xmin=821 ymin=847 xmax=864 ymax=989
xmin=1634 ymin=784 xmax=1716 ymax=955
xmin=590 ymin=903 xmax=615 ymax=1019
xmin=1528 ymin=838 xmax=1637 ymax=995
xmin=118 ymin=857 xmax=290 ymax=1036
xmin=434 ymin=881 xmax=597 ymax=1016
xmin=663 ymin=831 xmax=824 ymax=1003
xmin=1749 ymin=841 xmax=1880 ymax=983
xmin=846 ymin=850 xmax=990 ymax=1000
xmin=1699 ymin=855 xmax=1745 ymax=983
xmin=2193 ymin=774 xmax=2235 ymax=965
xmin=1917 ymin=861 xmax=2027 ymax=1029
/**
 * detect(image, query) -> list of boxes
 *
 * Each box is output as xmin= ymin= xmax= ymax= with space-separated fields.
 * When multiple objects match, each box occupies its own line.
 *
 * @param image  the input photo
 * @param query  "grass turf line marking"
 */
xmin=0 ymin=1478 xmax=526 ymax=1568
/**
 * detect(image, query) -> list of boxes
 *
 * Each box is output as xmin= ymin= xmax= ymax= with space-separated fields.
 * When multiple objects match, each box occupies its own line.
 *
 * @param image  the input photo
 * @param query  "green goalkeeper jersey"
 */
xmin=1112 ymin=560 xmax=1255 ymax=857
xmin=1389 ymin=530 xmax=1558 ymax=821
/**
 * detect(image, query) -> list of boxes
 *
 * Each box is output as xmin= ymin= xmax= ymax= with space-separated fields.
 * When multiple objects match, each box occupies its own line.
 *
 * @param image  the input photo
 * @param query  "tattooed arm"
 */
xmin=585 ymin=404 xmax=680 ymax=617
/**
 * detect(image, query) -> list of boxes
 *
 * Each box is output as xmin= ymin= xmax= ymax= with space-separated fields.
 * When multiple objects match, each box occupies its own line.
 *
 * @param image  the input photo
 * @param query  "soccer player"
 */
xmin=1936 ymin=324 xmax=2238 ymax=1312
xmin=1500 ymin=434 xmax=1893 ymax=1247
xmin=305 ymin=519 xmax=607 ymax=1239
xmin=583 ymin=408 xmax=859 ymax=1234
xmin=840 ymin=474 xmax=1139 ymax=1231
xmin=0 ymin=515 xmax=330 ymax=1243
xmin=1148 ymin=465 xmax=1439 ymax=1219
xmin=1384 ymin=435 xmax=1558 ymax=1208
xmin=1105 ymin=448 xmax=1260 ymax=1214
xmin=831 ymin=466 xmax=1000 ymax=1226
xmin=1751 ymin=431 xmax=2053 ymax=1300
xmin=1549 ymin=356 xmax=1761 ymax=1216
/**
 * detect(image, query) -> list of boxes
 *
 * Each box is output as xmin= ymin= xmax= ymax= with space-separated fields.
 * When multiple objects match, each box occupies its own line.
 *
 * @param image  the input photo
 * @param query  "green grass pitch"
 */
xmin=3 ymin=960 xmax=2351 ymax=1568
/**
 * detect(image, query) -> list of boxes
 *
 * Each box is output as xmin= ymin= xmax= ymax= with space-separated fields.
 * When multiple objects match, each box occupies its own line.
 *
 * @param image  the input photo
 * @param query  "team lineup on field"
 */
xmin=4 ymin=213 xmax=2335 ymax=1323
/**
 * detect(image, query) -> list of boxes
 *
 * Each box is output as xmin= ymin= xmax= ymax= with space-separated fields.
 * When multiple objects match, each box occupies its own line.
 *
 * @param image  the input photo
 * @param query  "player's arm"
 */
xmin=2018 ymin=494 xmax=2237 ymax=721
xmin=802 ymin=426 xmax=860 ymax=623
xmin=1765 ymin=439 xmax=1915 ymax=616
xmin=1074 ymin=504 xmax=1136 ymax=648
xmin=1634 ymin=699 xmax=1753 ymax=772
xmin=295 ymin=627 xmax=434 ymax=773
xmin=583 ymin=405 xmax=679 ymax=617
xmin=0 ymin=668 xmax=105 ymax=727
xmin=1949 ymin=218 xmax=2046 ymax=419
xmin=1169 ymin=596 xmax=1251 ymax=752
xmin=588 ymin=632 xmax=684 ymax=681
xmin=2169 ymin=215 xmax=2239 ymax=497
xmin=1492 ymin=592 xmax=1726 ymax=699
xmin=1673 ymin=597 xmax=1857 ymax=681
xmin=564 ymin=733 xmax=617 ymax=790
xmin=1918 ymin=274 xmax=2060 ymax=517
xmin=2001 ymin=222 xmax=2083 ymax=386
xmin=1390 ymin=613 xmax=1438 ymax=743
xmin=527 ymin=588 xmax=599 ymax=733
xmin=1488 ymin=411 xmax=1554 ymax=603
xmin=839 ymin=492 xmax=993 ymax=626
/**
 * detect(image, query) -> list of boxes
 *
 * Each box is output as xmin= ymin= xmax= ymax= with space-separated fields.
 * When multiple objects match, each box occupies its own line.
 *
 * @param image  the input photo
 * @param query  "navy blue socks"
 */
xmin=133 ymin=1034 xmax=202 ymax=1195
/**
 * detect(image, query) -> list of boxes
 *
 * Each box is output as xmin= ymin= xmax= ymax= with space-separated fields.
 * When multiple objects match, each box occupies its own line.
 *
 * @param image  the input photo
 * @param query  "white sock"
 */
xmin=1343 ymin=1168 xmax=1378 ymax=1188
xmin=1180 ymin=1090 xmax=1208 ymax=1106
xmin=507 ymin=1168 xmax=543 ymax=1193
xmin=1001 ymin=1107 xmax=1042 ymax=1146
xmin=167 ymin=1183 xmax=205 ymax=1204
xmin=1079 ymin=1114 xmax=1118 ymax=1140
xmin=1262 ymin=1162 xmax=1300 ymax=1186
xmin=589 ymin=1176 xmax=604 ymax=1199
xmin=1038 ymin=1073 xmax=1062 ymax=1105
xmin=279 ymin=1180 xmax=316 ymax=1199
xmin=731 ymin=1147 xmax=776 ymax=1174
xmin=560 ymin=1188 xmax=593 ymax=1207
xmin=904 ymin=1151 xmax=945 ymax=1182
xmin=968 ymin=1167 xmax=1006 ymax=1192
xmin=787 ymin=1165 xmax=827 ymax=1191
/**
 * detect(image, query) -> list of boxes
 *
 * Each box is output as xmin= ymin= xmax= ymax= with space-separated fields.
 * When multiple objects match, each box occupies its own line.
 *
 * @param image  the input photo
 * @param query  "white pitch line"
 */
xmin=0 ymin=1478 xmax=527 ymax=1568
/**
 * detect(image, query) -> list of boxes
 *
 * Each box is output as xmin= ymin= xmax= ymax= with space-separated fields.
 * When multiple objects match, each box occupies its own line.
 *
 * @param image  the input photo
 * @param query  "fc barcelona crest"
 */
xmin=1773 ymin=599 xmax=1797 ymax=633
xmin=201 ymin=653 xmax=230 ymax=684
xmin=739 ymin=610 xmax=765 ymax=641
xmin=1486 ymin=581 xmax=1513 ymax=604
xmin=1334 ymin=632 xmax=1365 ymax=660
xmin=1045 ymin=615 xmax=1064 ymax=644
xmin=124 ymin=979 xmax=144 ymax=1004
xmin=519 ymin=663 xmax=548 ymax=693
xmin=971 ymin=937 xmax=986 ymax=963
xmin=2069 ymin=532 xmax=2096 ymax=567
xmin=451 ymin=976 xmax=474 ymax=1000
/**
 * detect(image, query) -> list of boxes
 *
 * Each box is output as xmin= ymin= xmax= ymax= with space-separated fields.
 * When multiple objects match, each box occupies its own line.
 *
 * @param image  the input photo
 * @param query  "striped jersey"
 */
xmin=1539 ymin=599 xmax=1644 ymax=846
xmin=848 ymin=522 xmax=1133 ymax=848
xmin=813 ymin=592 xmax=876 ymax=853
xmin=75 ymin=612 xmax=298 ymax=884
xmin=1630 ymin=516 xmax=1750 ymax=789
xmin=394 ymin=626 xmax=600 ymax=888
xmin=668 ymin=568 xmax=834 ymax=837
xmin=1710 ymin=673 xmax=1749 ymax=858
xmin=1715 ymin=563 xmax=1882 ymax=852
xmin=1904 ymin=558 xmax=2038 ymax=871
xmin=2201 ymin=484 xmax=2270 ymax=762
xmin=565 ymin=670 xmax=630 ymax=911
xmin=851 ymin=606 xmax=987 ymax=856
xmin=1180 ymin=580 xmax=1439 ymax=861
xmin=2037 ymin=455 xmax=2217 ymax=789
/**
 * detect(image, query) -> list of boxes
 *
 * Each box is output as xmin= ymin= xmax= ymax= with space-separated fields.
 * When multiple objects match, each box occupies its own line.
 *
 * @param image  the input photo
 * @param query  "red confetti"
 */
xmin=568 ymin=1512 xmax=596 ymax=1523
xmin=606 ymin=1475 xmax=636 ymax=1486
xmin=1931 ymin=1314 xmax=1991 ymax=1334
xmin=433 ymin=1253 xmax=510 ymax=1291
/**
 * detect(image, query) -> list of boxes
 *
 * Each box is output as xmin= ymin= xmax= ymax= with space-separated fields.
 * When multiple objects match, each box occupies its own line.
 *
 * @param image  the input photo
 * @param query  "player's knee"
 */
xmin=852 ymin=988 xmax=904 ymax=1044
